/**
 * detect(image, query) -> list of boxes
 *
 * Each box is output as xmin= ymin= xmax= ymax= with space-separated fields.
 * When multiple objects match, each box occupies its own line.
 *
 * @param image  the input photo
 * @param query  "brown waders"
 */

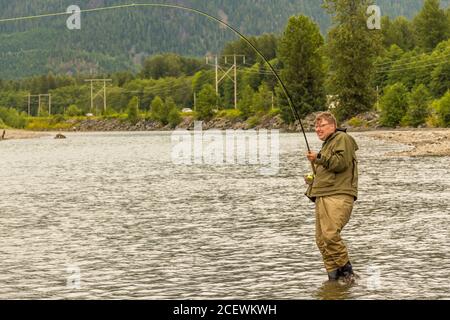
xmin=315 ymin=194 xmax=354 ymax=274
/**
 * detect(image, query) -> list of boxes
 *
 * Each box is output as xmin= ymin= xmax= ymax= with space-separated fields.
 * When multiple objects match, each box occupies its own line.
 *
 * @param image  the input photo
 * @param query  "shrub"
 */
xmin=401 ymin=85 xmax=431 ymax=127
xmin=246 ymin=115 xmax=261 ymax=128
xmin=65 ymin=105 xmax=82 ymax=117
xmin=433 ymin=91 xmax=450 ymax=127
xmin=196 ymin=85 xmax=217 ymax=121
xmin=168 ymin=108 xmax=182 ymax=128
xmin=0 ymin=107 xmax=27 ymax=128
xmin=268 ymin=108 xmax=281 ymax=117
xmin=216 ymin=109 xmax=242 ymax=121
xmin=347 ymin=117 xmax=368 ymax=128
xmin=50 ymin=114 xmax=66 ymax=125
xmin=127 ymin=97 xmax=140 ymax=121
xmin=379 ymin=83 xmax=408 ymax=127
xmin=150 ymin=96 xmax=166 ymax=123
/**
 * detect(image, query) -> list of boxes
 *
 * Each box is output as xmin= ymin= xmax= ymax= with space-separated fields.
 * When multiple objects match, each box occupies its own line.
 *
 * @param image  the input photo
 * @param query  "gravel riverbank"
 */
xmin=366 ymin=129 xmax=450 ymax=157
xmin=0 ymin=129 xmax=51 ymax=141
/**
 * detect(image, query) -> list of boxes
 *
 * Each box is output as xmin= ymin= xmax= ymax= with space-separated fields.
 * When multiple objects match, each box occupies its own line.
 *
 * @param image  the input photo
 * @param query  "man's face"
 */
xmin=315 ymin=119 xmax=336 ymax=141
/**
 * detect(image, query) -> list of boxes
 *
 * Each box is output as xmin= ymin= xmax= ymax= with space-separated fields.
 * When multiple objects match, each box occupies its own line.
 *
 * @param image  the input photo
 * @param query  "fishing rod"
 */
xmin=0 ymin=2 xmax=312 ymax=153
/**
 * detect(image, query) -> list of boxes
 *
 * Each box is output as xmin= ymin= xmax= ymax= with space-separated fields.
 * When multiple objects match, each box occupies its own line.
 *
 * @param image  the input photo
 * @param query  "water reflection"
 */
xmin=314 ymin=281 xmax=353 ymax=300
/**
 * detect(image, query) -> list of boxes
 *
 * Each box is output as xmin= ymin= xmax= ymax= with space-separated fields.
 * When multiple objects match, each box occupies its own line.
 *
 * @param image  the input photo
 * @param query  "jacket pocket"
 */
xmin=313 ymin=167 xmax=336 ymax=188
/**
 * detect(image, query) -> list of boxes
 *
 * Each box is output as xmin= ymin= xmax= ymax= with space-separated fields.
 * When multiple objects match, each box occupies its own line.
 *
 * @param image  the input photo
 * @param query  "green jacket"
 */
xmin=306 ymin=130 xmax=359 ymax=202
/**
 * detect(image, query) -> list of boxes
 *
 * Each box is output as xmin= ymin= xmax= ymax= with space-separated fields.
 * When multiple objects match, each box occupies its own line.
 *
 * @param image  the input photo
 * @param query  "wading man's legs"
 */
xmin=315 ymin=194 xmax=353 ymax=279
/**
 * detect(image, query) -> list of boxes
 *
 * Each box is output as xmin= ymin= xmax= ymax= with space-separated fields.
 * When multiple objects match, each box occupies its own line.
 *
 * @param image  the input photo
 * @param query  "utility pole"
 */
xmin=27 ymin=93 xmax=31 ymax=116
xmin=206 ymin=54 xmax=245 ymax=109
xmin=27 ymin=93 xmax=51 ymax=116
xmin=85 ymin=79 xmax=112 ymax=114
xmin=271 ymin=91 xmax=274 ymax=111
xmin=234 ymin=54 xmax=237 ymax=110
xmin=48 ymin=94 xmax=52 ymax=115
xmin=215 ymin=55 xmax=219 ymax=95
xmin=376 ymin=85 xmax=379 ymax=111
xmin=193 ymin=92 xmax=197 ymax=112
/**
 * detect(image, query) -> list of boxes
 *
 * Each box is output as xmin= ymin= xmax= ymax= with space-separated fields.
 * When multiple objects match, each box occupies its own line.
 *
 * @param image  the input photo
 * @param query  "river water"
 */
xmin=0 ymin=131 xmax=448 ymax=300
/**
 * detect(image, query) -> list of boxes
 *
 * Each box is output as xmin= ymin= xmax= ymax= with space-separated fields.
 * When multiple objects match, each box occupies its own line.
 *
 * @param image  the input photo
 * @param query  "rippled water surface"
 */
xmin=0 ymin=131 xmax=448 ymax=299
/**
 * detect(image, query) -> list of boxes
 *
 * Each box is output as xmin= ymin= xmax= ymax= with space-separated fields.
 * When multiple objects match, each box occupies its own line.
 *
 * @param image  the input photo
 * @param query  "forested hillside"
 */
xmin=0 ymin=0 xmax=449 ymax=131
xmin=0 ymin=0 xmax=448 ymax=79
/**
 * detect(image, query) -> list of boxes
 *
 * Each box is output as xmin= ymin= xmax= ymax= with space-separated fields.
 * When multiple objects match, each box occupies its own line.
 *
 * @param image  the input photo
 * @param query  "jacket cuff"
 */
xmin=315 ymin=153 xmax=325 ymax=165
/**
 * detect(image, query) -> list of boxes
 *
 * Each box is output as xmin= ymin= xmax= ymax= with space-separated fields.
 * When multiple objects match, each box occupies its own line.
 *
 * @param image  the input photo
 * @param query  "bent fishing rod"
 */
xmin=0 ymin=2 xmax=313 ymax=156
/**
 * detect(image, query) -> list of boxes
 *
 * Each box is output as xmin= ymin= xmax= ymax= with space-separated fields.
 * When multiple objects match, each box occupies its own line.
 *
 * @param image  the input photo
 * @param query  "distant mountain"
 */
xmin=0 ymin=0 xmax=448 ymax=79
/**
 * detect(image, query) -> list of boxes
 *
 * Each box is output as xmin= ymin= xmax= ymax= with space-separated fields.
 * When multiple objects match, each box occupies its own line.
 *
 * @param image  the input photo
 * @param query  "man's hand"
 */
xmin=306 ymin=151 xmax=318 ymax=163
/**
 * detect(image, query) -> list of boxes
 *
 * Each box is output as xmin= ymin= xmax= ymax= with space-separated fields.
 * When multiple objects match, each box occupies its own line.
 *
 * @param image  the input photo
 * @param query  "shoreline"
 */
xmin=365 ymin=129 xmax=450 ymax=157
xmin=0 ymin=129 xmax=51 ymax=141
xmin=2 ymin=128 xmax=449 ymax=157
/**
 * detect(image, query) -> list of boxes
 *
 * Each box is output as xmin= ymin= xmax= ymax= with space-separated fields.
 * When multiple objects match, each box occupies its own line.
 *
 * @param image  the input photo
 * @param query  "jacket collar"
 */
xmin=323 ymin=128 xmax=347 ymax=144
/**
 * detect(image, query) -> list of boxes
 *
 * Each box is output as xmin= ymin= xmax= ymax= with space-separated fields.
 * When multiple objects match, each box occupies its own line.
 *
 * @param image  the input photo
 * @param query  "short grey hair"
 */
xmin=315 ymin=112 xmax=337 ymax=127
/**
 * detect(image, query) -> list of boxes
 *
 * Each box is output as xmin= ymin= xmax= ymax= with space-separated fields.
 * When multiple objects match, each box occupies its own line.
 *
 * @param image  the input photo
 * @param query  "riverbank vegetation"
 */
xmin=0 ymin=0 xmax=449 ymax=131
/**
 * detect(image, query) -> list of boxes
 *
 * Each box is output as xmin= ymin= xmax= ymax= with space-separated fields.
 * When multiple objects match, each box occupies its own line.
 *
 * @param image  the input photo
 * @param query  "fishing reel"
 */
xmin=304 ymin=172 xmax=315 ymax=185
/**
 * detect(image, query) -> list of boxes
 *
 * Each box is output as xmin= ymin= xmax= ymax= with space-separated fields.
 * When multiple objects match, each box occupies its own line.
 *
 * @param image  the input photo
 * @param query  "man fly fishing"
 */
xmin=305 ymin=112 xmax=359 ymax=283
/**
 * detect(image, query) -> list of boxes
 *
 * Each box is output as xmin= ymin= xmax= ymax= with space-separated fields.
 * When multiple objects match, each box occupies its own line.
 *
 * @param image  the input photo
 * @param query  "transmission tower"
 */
xmin=27 ymin=93 xmax=52 ymax=116
xmin=85 ymin=79 xmax=112 ymax=114
xmin=206 ymin=54 xmax=245 ymax=109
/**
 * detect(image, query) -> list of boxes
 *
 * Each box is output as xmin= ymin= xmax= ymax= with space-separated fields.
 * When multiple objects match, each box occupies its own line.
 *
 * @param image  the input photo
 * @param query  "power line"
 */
xmin=374 ymin=53 xmax=428 ymax=67
xmin=205 ymin=62 xmax=278 ymax=76
xmin=221 ymin=61 xmax=283 ymax=73
xmin=119 ymin=82 xmax=192 ymax=96
xmin=375 ymin=52 xmax=450 ymax=70
xmin=375 ymin=58 xmax=450 ymax=74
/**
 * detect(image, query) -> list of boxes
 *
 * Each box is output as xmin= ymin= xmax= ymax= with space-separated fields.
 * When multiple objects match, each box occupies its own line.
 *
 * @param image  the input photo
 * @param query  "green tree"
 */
xmin=374 ymin=44 xmax=405 ymax=89
xmin=140 ymin=54 xmax=183 ymax=79
xmin=192 ymin=70 xmax=215 ymax=100
xmin=413 ymin=0 xmax=449 ymax=51
xmin=379 ymin=83 xmax=409 ymax=127
xmin=127 ymin=96 xmax=140 ymax=121
xmin=324 ymin=0 xmax=383 ymax=121
xmin=402 ymin=85 xmax=431 ymax=127
xmin=167 ymin=108 xmax=182 ymax=129
xmin=238 ymin=85 xmax=255 ymax=119
xmin=140 ymin=53 xmax=205 ymax=79
xmin=159 ymin=97 xmax=181 ymax=128
xmin=381 ymin=16 xmax=416 ymax=51
xmin=150 ymin=96 xmax=165 ymax=123
xmin=222 ymin=33 xmax=279 ymax=65
xmin=241 ymin=63 xmax=265 ymax=91
xmin=149 ymin=96 xmax=179 ymax=125
xmin=430 ymin=62 xmax=450 ymax=97
xmin=252 ymin=83 xmax=272 ymax=114
xmin=432 ymin=90 xmax=450 ymax=127
xmin=196 ymin=85 xmax=217 ymax=121
xmin=278 ymin=15 xmax=326 ymax=122
xmin=0 ymin=107 xmax=27 ymax=128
